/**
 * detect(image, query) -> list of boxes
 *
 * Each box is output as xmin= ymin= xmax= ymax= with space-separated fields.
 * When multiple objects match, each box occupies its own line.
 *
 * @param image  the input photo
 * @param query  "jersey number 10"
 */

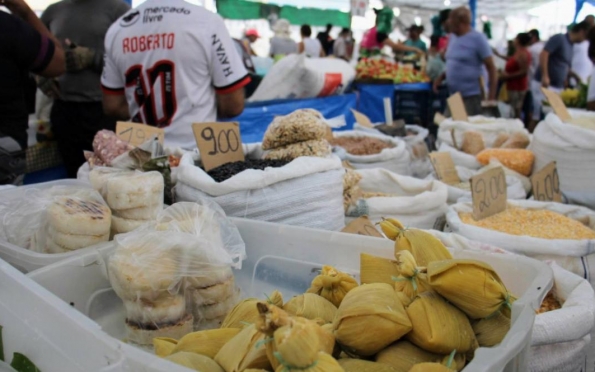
xmin=125 ymin=60 xmax=177 ymax=127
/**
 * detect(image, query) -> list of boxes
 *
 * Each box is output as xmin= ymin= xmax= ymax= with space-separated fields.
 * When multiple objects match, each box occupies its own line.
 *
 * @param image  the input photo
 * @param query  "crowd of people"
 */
xmin=1 ymin=0 xmax=594 ymax=184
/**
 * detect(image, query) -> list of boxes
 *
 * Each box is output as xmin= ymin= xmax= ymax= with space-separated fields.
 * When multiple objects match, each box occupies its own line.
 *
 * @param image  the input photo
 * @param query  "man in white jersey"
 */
xmin=101 ymin=0 xmax=250 ymax=149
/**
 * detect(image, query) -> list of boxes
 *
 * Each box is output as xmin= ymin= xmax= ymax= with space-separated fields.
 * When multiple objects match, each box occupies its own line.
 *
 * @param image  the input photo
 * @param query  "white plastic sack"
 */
xmin=249 ymin=54 xmax=355 ymax=102
xmin=347 ymin=168 xmax=448 ymax=229
xmin=446 ymin=200 xmax=595 ymax=287
xmin=529 ymin=111 xmax=595 ymax=192
xmin=530 ymin=262 xmax=595 ymax=372
xmin=438 ymin=116 xmax=528 ymax=148
xmin=174 ymin=151 xmax=345 ymax=231
xmin=332 ymin=131 xmax=412 ymax=175
xmin=437 ymin=142 xmax=481 ymax=170
xmin=427 ymin=165 xmax=526 ymax=204
xmin=353 ymin=123 xmax=431 ymax=178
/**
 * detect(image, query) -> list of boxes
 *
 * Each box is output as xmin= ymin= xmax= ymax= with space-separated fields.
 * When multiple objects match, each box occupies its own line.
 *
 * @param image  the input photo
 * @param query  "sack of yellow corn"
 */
xmin=164 ymin=352 xmax=225 ymax=372
xmin=476 ymin=148 xmax=534 ymax=176
xmin=333 ymin=283 xmax=412 ymax=356
xmin=427 ymin=259 xmax=514 ymax=319
xmin=306 ymin=265 xmax=358 ymax=307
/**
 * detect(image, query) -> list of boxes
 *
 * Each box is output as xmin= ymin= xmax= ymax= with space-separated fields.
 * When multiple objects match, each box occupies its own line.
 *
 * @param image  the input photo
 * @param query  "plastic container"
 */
xmin=0 ymin=180 xmax=105 ymax=273
xmin=27 ymin=218 xmax=553 ymax=372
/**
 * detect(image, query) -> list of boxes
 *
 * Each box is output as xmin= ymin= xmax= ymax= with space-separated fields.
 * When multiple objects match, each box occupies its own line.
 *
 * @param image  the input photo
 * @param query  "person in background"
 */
xmin=571 ymin=16 xmax=595 ymax=85
xmin=499 ymin=33 xmax=532 ymax=119
xmin=532 ymin=21 xmax=590 ymax=130
xmin=241 ymin=29 xmax=259 ymax=57
xmin=269 ymin=19 xmax=298 ymax=60
xmin=426 ymin=35 xmax=446 ymax=81
xmin=360 ymin=7 xmax=423 ymax=58
xmin=404 ymin=25 xmax=427 ymax=56
xmin=586 ymin=27 xmax=595 ymax=110
xmin=433 ymin=7 xmax=498 ymax=115
xmin=298 ymin=25 xmax=324 ymax=58
xmin=333 ymin=28 xmax=352 ymax=61
xmin=316 ymin=24 xmax=334 ymax=56
xmin=437 ymin=9 xmax=452 ymax=54
xmin=527 ymin=29 xmax=545 ymax=126
xmin=102 ymin=0 xmax=249 ymax=150
xmin=41 ymin=0 xmax=129 ymax=178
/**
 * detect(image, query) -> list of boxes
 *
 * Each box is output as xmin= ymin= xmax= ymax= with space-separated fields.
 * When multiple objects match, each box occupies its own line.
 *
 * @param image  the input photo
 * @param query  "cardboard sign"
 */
xmin=450 ymin=129 xmax=458 ymax=150
xmin=341 ymin=216 xmax=383 ymax=237
xmin=342 ymin=160 xmax=355 ymax=170
xmin=325 ymin=125 xmax=334 ymax=141
xmin=192 ymin=122 xmax=245 ymax=171
xmin=541 ymin=88 xmax=572 ymax=122
xmin=531 ymin=161 xmax=562 ymax=202
xmin=351 ymin=109 xmax=374 ymax=128
xmin=447 ymin=92 xmax=469 ymax=122
xmin=434 ymin=112 xmax=446 ymax=126
xmin=471 ymin=167 xmax=507 ymax=220
xmin=429 ymin=152 xmax=460 ymax=185
xmin=116 ymin=122 xmax=164 ymax=147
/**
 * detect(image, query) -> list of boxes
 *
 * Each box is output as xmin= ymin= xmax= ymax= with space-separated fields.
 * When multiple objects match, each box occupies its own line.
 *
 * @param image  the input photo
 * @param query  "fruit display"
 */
xmin=355 ymin=58 xmax=430 ymax=84
xmin=560 ymin=84 xmax=588 ymax=108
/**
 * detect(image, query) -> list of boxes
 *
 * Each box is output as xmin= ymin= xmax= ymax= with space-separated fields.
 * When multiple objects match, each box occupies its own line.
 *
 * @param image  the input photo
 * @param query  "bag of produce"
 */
xmin=529 ymin=110 xmax=595 ymax=192
xmin=330 ymin=131 xmax=411 ymax=175
xmin=530 ymin=261 xmax=595 ymax=372
xmin=426 ymin=165 xmax=527 ymax=204
xmin=107 ymin=202 xmax=245 ymax=345
xmin=175 ymin=144 xmax=345 ymax=231
xmin=0 ymin=185 xmax=111 ymax=254
xmin=346 ymin=168 xmax=448 ymax=229
xmin=445 ymin=200 xmax=595 ymax=288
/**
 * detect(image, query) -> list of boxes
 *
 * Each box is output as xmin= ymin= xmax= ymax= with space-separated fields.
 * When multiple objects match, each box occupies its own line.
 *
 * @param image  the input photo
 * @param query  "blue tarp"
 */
xmin=224 ymin=94 xmax=358 ymax=143
xmin=356 ymin=83 xmax=432 ymax=123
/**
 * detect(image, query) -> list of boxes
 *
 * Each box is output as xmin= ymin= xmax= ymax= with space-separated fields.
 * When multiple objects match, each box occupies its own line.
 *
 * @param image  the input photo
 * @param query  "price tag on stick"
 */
xmin=471 ymin=167 xmax=507 ymax=220
xmin=116 ymin=122 xmax=165 ymax=147
xmin=351 ymin=109 xmax=374 ymax=128
xmin=192 ymin=122 xmax=245 ymax=171
xmin=447 ymin=92 xmax=469 ymax=122
xmin=341 ymin=216 xmax=384 ymax=237
xmin=531 ymin=161 xmax=562 ymax=202
xmin=541 ymin=88 xmax=571 ymax=122
xmin=429 ymin=152 xmax=460 ymax=185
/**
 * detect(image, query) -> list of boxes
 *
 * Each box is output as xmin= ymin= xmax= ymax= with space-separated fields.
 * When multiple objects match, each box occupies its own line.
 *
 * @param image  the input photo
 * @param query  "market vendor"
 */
xmin=101 ymin=0 xmax=250 ymax=150
xmin=359 ymin=3 xmax=423 ymax=58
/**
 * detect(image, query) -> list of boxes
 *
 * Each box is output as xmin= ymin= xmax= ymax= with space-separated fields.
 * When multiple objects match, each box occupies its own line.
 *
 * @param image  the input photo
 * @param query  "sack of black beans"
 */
xmin=174 ymin=144 xmax=345 ymax=231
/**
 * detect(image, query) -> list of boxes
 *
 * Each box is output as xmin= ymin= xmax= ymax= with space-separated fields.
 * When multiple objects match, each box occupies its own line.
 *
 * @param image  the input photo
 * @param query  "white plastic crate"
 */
xmin=0 ymin=180 xmax=105 ymax=273
xmin=27 ymin=218 xmax=553 ymax=372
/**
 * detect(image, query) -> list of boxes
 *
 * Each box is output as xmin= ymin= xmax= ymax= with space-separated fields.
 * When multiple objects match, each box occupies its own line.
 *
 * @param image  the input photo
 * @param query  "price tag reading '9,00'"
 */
xmin=531 ymin=161 xmax=562 ymax=202
xmin=471 ymin=167 xmax=507 ymax=220
xmin=116 ymin=122 xmax=165 ymax=147
xmin=341 ymin=216 xmax=384 ymax=238
xmin=192 ymin=122 xmax=245 ymax=171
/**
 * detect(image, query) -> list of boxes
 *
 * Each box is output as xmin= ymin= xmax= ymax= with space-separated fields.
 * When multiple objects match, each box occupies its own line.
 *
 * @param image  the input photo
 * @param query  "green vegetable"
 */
xmin=10 ymin=353 xmax=40 ymax=372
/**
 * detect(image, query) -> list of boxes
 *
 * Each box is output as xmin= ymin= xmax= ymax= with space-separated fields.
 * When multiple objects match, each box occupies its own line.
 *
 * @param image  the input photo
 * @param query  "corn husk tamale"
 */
xmin=376 ymin=341 xmax=465 ymax=372
xmin=153 ymin=337 xmax=177 ymax=357
xmin=339 ymin=358 xmax=399 ymax=372
xmin=406 ymin=292 xmax=477 ymax=354
xmin=360 ymin=253 xmax=400 ymax=285
xmin=284 ymin=293 xmax=337 ymax=323
xmin=307 ymin=265 xmax=358 ymax=307
xmin=395 ymin=229 xmax=452 ymax=267
xmin=272 ymin=320 xmax=343 ymax=372
xmin=395 ymin=292 xmax=412 ymax=308
xmin=472 ymin=311 xmax=511 ymax=347
xmin=427 ymin=259 xmax=514 ymax=319
xmin=214 ymin=324 xmax=271 ymax=372
xmin=171 ymin=328 xmax=241 ymax=358
xmin=393 ymin=251 xmax=432 ymax=300
xmin=165 ymin=352 xmax=225 ymax=372
xmin=333 ymin=283 xmax=412 ymax=356
xmin=221 ymin=290 xmax=284 ymax=329
xmin=408 ymin=363 xmax=455 ymax=372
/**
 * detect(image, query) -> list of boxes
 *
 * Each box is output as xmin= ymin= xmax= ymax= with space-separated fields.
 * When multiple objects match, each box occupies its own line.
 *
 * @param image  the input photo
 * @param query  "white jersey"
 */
xmin=101 ymin=0 xmax=249 ymax=149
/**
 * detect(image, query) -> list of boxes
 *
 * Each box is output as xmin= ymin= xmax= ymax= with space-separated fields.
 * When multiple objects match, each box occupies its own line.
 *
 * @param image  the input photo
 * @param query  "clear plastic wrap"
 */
xmin=108 ymin=201 xmax=246 ymax=344
xmin=0 ymin=186 xmax=110 ymax=253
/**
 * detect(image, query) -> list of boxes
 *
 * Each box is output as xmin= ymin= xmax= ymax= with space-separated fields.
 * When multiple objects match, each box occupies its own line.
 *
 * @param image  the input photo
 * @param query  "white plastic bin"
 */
xmin=27 ymin=218 xmax=553 ymax=372
xmin=0 ymin=180 xmax=107 ymax=273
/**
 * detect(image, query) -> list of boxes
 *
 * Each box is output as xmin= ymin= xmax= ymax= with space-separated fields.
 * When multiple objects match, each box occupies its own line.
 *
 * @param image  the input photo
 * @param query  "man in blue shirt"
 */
xmin=433 ymin=7 xmax=497 ymax=116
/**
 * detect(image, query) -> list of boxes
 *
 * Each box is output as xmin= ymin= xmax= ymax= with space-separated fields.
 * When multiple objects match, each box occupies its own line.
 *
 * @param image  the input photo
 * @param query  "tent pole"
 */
xmin=469 ymin=0 xmax=477 ymax=27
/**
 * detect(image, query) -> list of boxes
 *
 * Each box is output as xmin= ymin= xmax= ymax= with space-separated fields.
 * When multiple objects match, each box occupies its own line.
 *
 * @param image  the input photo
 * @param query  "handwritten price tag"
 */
xmin=341 ymin=216 xmax=383 ymax=238
xmin=541 ymin=88 xmax=571 ymax=122
xmin=447 ymin=92 xmax=469 ymax=122
xmin=471 ymin=167 xmax=507 ymax=220
xmin=351 ymin=109 xmax=374 ymax=128
xmin=531 ymin=161 xmax=562 ymax=202
xmin=116 ymin=122 xmax=164 ymax=147
xmin=192 ymin=122 xmax=245 ymax=171
xmin=429 ymin=152 xmax=460 ymax=185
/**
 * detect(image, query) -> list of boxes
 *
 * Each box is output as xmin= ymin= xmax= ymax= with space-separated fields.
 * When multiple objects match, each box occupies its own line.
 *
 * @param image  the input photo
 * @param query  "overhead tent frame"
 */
xmin=574 ymin=0 xmax=595 ymax=21
xmin=215 ymin=0 xmax=351 ymax=27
